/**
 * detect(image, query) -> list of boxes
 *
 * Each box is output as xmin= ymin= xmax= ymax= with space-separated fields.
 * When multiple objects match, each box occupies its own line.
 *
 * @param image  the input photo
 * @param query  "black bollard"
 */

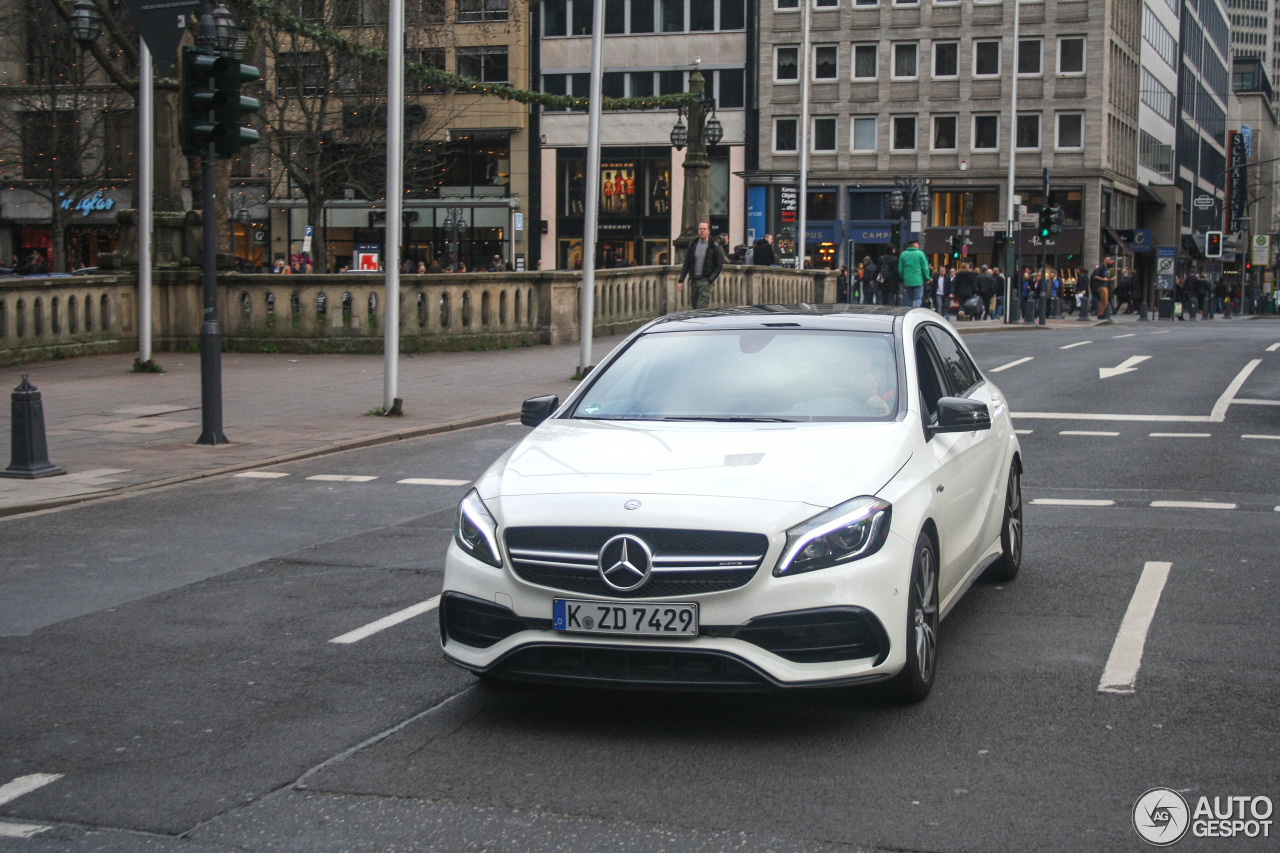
xmin=2 ymin=374 xmax=65 ymax=479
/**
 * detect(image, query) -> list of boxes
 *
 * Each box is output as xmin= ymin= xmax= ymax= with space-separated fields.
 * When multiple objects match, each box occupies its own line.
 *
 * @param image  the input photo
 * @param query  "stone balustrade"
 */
xmin=0 ymin=265 xmax=833 ymax=365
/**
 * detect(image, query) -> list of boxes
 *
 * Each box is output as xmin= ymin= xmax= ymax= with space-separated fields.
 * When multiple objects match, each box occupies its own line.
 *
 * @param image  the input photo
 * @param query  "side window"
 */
xmin=915 ymin=336 xmax=946 ymax=425
xmin=924 ymin=325 xmax=981 ymax=395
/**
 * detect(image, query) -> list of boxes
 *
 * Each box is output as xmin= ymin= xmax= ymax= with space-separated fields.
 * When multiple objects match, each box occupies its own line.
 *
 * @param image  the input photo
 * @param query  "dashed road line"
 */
xmin=1210 ymin=360 xmax=1261 ymax=422
xmin=1150 ymin=500 xmax=1237 ymax=510
xmin=1060 ymin=341 xmax=1092 ymax=350
xmin=1243 ymin=434 xmax=1280 ymax=440
xmin=1099 ymin=561 xmax=1173 ymax=695
xmin=234 ymin=471 xmax=290 ymax=479
xmin=0 ymin=774 xmax=62 ymax=806
xmin=329 ymin=595 xmax=441 ymax=644
xmin=397 ymin=478 xmax=470 ymax=486
xmin=1231 ymin=398 xmax=1280 ymax=406
xmin=307 ymin=474 xmax=378 ymax=483
xmin=1148 ymin=432 xmax=1212 ymax=438
xmin=990 ymin=356 xmax=1034 ymax=373
xmin=1060 ymin=430 xmax=1120 ymax=436
xmin=1014 ymin=429 xmax=1034 ymax=435
xmin=1112 ymin=333 xmax=1136 ymax=339
xmin=0 ymin=822 xmax=52 ymax=839
xmin=1031 ymin=498 xmax=1116 ymax=507
xmin=1267 ymin=343 xmax=1280 ymax=352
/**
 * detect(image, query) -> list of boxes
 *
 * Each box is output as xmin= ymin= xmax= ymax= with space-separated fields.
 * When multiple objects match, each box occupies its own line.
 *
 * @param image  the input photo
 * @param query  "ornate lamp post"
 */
xmin=68 ymin=0 xmax=103 ymax=45
xmin=669 ymin=64 xmax=723 ymax=254
xmin=885 ymin=176 xmax=930 ymax=254
xmin=443 ymin=207 xmax=468 ymax=271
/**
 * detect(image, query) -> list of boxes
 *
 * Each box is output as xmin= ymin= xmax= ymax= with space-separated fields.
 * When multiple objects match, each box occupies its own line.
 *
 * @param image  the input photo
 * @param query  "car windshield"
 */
xmin=571 ymin=328 xmax=899 ymax=422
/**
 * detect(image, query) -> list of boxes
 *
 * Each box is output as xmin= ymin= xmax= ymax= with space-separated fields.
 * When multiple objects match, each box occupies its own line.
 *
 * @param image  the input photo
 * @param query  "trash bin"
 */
xmin=1158 ymin=297 xmax=1175 ymax=320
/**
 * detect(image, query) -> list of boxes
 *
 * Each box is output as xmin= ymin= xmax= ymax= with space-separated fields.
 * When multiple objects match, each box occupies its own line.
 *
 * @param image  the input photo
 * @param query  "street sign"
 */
xmin=1193 ymin=195 xmax=1215 ymax=211
xmin=984 ymin=221 xmax=1020 ymax=236
xmin=1252 ymin=234 xmax=1271 ymax=266
xmin=302 ymin=225 xmax=313 ymax=254
xmin=1157 ymin=256 xmax=1174 ymax=276
xmin=120 ymin=0 xmax=198 ymax=76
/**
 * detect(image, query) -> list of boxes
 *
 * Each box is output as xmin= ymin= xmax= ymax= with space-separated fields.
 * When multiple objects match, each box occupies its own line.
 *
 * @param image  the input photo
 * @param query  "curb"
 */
xmin=0 ymin=409 xmax=520 ymax=520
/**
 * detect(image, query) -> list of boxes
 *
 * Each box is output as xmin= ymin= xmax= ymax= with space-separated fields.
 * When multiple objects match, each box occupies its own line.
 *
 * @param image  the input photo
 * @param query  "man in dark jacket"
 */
xmin=878 ymin=249 xmax=900 ymax=305
xmin=976 ymin=265 xmax=996 ymax=319
xmin=752 ymin=234 xmax=777 ymax=267
xmin=678 ymin=221 xmax=724 ymax=309
xmin=859 ymin=256 xmax=878 ymax=304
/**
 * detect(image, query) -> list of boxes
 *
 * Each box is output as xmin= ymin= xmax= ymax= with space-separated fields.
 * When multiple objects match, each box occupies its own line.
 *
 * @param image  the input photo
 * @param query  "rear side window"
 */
xmin=923 ymin=325 xmax=982 ymax=395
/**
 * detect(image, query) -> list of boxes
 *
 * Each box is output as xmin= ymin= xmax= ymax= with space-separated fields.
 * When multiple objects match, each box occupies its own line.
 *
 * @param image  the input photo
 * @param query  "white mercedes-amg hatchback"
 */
xmin=440 ymin=305 xmax=1022 ymax=701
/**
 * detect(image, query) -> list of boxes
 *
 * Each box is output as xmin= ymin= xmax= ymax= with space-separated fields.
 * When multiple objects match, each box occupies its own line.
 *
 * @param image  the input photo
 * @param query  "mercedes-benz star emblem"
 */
xmin=624 ymin=500 xmax=641 ymax=510
xmin=598 ymin=534 xmax=653 ymax=591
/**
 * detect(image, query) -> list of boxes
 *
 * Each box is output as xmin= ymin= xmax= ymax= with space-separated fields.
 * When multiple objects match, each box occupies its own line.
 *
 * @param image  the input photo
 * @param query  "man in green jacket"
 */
xmin=898 ymin=238 xmax=931 ymax=308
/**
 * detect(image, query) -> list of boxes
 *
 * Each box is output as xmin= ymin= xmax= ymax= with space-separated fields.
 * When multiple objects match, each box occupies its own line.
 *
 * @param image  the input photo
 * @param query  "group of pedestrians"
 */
xmin=1174 ymin=271 xmax=1236 ymax=320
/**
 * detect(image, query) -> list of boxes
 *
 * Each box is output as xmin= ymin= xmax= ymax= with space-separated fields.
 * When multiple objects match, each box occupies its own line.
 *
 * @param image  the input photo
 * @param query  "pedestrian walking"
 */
xmin=752 ymin=234 xmax=777 ymax=267
xmin=898 ymin=239 xmax=931 ymax=308
xmin=677 ymin=221 xmax=724 ymax=309
xmin=878 ymin=248 xmax=901 ymax=305
xmin=1090 ymin=256 xmax=1114 ymax=320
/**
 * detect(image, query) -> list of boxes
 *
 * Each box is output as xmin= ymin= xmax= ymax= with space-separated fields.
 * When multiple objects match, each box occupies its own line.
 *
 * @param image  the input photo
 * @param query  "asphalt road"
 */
xmin=1 ymin=318 xmax=1277 ymax=852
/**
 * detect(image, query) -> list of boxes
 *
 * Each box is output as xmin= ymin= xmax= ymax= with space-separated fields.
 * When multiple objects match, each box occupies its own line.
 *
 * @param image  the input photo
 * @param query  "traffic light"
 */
xmin=1038 ymin=205 xmax=1053 ymax=238
xmin=213 ymin=59 xmax=261 ymax=158
xmin=1049 ymin=205 xmax=1064 ymax=235
xmin=1206 ymin=230 xmax=1223 ymax=258
xmin=890 ymin=221 xmax=902 ymax=247
xmin=181 ymin=48 xmax=228 ymax=156
xmin=949 ymin=235 xmax=960 ymax=259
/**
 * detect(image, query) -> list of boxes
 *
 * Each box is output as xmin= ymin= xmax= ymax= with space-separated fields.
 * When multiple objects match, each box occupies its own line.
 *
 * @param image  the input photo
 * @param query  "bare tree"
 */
xmin=0 ymin=0 xmax=138 ymax=271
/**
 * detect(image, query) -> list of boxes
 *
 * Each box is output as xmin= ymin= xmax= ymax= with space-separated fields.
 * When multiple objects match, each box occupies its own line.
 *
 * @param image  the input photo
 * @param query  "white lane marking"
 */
xmin=1112 ymin=333 xmax=1136 ymax=339
xmin=1150 ymin=500 xmax=1237 ymax=510
xmin=330 ymin=595 xmax=441 ymax=645
xmin=0 ymin=822 xmax=51 ymax=839
xmin=397 ymin=478 xmax=471 ymax=486
xmin=1267 ymin=343 xmax=1280 ymax=352
xmin=990 ymin=356 xmax=1034 ymax=373
xmin=1060 ymin=340 xmax=1092 ymax=350
xmin=1210 ymin=359 xmax=1262 ymax=422
xmin=1231 ymin=398 xmax=1280 ymax=407
xmin=1060 ymin=430 xmax=1120 ymax=436
xmin=307 ymin=475 xmax=378 ymax=483
xmin=0 ymin=774 xmax=62 ymax=806
xmin=1243 ymin=434 xmax=1280 ymax=440
xmin=1014 ymin=429 xmax=1034 ymax=435
xmin=1031 ymin=498 xmax=1116 ymax=507
xmin=1148 ymin=432 xmax=1212 ymax=438
xmin=1149 ymin=330 xmax=1171 ymax=334
xmin=1015 ymin=412 xmax=1209 ymax=423
xmin=1099 ymin=561 xmax=1173 ymax=694
xmin=1099 ymin=355 xmax=1151 ymax=379
xmin=235 ymin=471 xmax=290 ymax=479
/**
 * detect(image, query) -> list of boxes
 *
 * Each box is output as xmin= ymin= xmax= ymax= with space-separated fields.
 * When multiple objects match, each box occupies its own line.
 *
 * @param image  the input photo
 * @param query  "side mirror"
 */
xmin=930 ymin=397 xmax=991 ymax=435
xmin=520 ymin=395 xmax=560 ymax=427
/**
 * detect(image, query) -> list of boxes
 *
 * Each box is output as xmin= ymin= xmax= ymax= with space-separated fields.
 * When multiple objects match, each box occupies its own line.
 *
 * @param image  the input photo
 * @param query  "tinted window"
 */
xmin=924 ymin=325 xmax=982 ymax=394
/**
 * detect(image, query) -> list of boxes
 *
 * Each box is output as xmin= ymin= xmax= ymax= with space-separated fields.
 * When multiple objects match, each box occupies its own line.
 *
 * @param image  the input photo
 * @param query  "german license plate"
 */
xmin=552 ymin=599 xmax=698 ymax=637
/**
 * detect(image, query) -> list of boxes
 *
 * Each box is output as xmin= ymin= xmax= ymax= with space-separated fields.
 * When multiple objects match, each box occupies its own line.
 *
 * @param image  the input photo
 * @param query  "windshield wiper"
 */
xmin=659 ymin=415 xmax=795 ymax=423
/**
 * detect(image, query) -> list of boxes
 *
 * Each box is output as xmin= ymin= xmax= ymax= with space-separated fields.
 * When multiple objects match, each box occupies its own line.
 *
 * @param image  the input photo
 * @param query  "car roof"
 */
xmin=643 ymin=304 xmax=910 ymax=333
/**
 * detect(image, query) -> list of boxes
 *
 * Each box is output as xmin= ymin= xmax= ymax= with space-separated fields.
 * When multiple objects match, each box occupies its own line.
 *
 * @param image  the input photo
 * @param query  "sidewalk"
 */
xmin=0 ymin=312 xmax=1140 ymax=516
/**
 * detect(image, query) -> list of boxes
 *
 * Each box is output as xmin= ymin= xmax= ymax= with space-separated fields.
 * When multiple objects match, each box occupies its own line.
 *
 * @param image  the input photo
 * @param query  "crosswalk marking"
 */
xmin=307 ymin=475 xmax=378 ymax=483
xmin=990 ymin=356 xmax=1034 ymax=373
xmin=1031 ymin=499 xmax=1115 ymax=507
xmin=234 ymin=471 xmax=290 ymax=479
xmin=1150 ymin=500 xmax=1236 ymax=510
xmin=397 ymin=478 xmax=470 ymax=486
xmin=0 ymin=774 xmax=62 ymax=807
xmin=330 ymin=596 xmax=441 ymax=644
xmin=1148 ymin=432 xmax=1211 ymax=438
xmin=1059 ymin=341 xmax=1091 ymax=350
xmin=1099 ymin=562 xmax=1173 ymax=695
xmin=1060 ymin=430 xmax=1120 ymax=437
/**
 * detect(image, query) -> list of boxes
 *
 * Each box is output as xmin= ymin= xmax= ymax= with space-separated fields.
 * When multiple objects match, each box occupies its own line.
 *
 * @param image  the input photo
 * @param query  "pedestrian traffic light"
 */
xmin=949 ymin=235 xmax=960 ymax=259
xmin=180 ymin=48 xmax=228 ymax=156
xmin=1206 ymin=230 xmax=1223 ymax=258
xmin=890 ymin=221 xmax=901 ymax=247
xmin=1050 ymin=205 xmax=1064 ymax=235
xmin=1038 ymin=205 xmax=1053 ymax=238
xmin=213 ymin=59 xmax=261 ymax=158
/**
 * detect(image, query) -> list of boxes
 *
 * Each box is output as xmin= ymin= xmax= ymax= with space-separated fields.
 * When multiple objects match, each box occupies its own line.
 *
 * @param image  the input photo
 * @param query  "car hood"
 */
xmin=484 ymin=419 xmax=911 ymax=508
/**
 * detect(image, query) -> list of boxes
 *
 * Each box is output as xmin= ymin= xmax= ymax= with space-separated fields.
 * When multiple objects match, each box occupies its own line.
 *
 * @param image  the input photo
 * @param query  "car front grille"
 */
xmin=504 ymin=527 xmax=770 ymax=599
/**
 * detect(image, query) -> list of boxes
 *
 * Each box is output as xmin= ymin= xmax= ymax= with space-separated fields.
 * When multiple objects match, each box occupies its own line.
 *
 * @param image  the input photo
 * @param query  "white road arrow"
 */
xmin=1099 ymin=355 xmax=1151 ymax=379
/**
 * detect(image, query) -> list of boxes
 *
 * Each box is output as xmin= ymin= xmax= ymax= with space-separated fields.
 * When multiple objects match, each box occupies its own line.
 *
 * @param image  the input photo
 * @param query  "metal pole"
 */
xmin=1003 ymin=0 xmax=1020 ymax=323
xmin=196 ymin=1 xmax=226 ymax=445
xmin=578 ymin=0 xmax=605 ymax=375
xmin=383 ymin=0 xmax=404 ymax=414
xmin=137 ymin=39 xmax=152 ymax=365
xmin=796 ymin=0 xmax=811 ymax=272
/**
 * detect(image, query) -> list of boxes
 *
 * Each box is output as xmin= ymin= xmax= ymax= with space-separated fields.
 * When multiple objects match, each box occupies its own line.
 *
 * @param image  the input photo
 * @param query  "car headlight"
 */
xmin=455 ymin=489 xmax=502 ymax=567
xmin=773 ymin=497 xmax=892 ymax=577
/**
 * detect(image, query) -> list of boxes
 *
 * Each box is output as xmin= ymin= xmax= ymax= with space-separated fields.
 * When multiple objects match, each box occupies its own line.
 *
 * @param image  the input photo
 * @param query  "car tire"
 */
xmin=888 ymin=533 xmax=939 ymax=703
xmin=985 ymin=463 xmax=1022 ymax=582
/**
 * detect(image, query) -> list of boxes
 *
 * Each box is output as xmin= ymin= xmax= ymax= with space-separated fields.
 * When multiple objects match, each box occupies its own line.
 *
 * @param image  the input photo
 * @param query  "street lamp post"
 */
xmin=669 ymin=64 xmax=723 ymax=255
xmin=228 ymin=193 xmax=251 ymax=270
xmin=885 ymin=176 xmax=930 ymax=253
xmin=443 ymin=207 xmax=468 ymax=271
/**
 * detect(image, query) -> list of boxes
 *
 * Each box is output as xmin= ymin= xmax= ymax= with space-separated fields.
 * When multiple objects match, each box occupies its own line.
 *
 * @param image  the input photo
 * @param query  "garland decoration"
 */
xmin=239 ymin=0 xmax=697 ymax=111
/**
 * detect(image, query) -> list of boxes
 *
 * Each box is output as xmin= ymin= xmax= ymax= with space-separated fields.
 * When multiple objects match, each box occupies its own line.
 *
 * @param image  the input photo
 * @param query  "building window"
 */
xmin=891 ymin=116 xmax=916 ymax=151
xmin=851 ymin=116 xmax=876 ymax=152
xmin=1056 ymin=113 xmax=1083 ymax=149
xmin=813 ymin=117 xmax=837 ymax=151
xmin=104 ymin=110 xmax=136 ymax=179
xmin=1016 ymin=114 xmax=1040 ymax=149
xmin=457 ymin=47 xmax=508 ymax=83
xmin=409 ymin=49 xmax=446 ymax=93
xmin=775 ymin=117 xmax=798 ymax=152
xmin=544 ymin=0 xmax=568 ymax=35
xmin=23 ymin=111 xmax=81 ymax=180
xmin=973 ymin=40 xmax=1001 ymax=77
xmin=277 ymin=52 xmax=326 ymax=96
xmin=814 ymin=45 xmax=838 ymax=80
xmin=815 ymin=0 xmax=838 ymax=7
xmin=933 ymin=115 xmax=957 ymax=151
xmin=689 ymin=0 xmax=715 ymax=30
xmin=933 ymin=41 xmax=958 ymax=78
xmin=457 ymin=0 xmax=508 ymax=22
xmin=1017 ymin=39 xmax=1042 ymax=76
xmin=775 ymin=46 xmax=799 ymax=81
xmin=714 ymin=68 xmax=746 ymax=109
xmin=1058 ymin=36 xmax=1086 ymax=75
xmin=629 ymin=0 xmax=655 ymax=32
xmin=892 ymin=43 xmax=918 ymax=79
xmin=852 ymin=44 xmax=878 ymax=79
xmin=776 ymin=0 xmax=798 ymax=8
xmin=973 ymin=114 xmax=999 ymax=150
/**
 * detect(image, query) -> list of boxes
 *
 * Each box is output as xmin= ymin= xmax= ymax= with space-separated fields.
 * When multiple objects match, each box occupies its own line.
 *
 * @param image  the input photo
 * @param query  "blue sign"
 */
xmin=849 ymin=226 xmax=895 ymax=243
xmin=1130 ymin=229 xmax=1153 ymax=252
xmin=747 ymin=187 xmax=767 ymax=244
xmin=1157 ymin=246 xmax=1176 ymax=259
xmin=804 ymin=221 xmax=843 ymax=243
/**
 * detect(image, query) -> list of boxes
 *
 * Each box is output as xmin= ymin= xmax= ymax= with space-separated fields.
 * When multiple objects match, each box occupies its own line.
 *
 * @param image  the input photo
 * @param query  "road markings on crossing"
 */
xmin=1099 ymin=355 xmax=1151 ymax=379
xmin=1148 ymin=432 xmax=1212 ymax=438
xmin=329 ymin=595 xmax=441 ymax=644
xmin=1150 ymin=500 xmax=1237 ymax=510
xmin=990 ymin=356 xmax=1034 ymax=373
xmin=1014 ymin=429 xmax=1034 ymax=435
xmin=1099 ymin=561 xmax=1172 ymax=695
xmin=1210 ymin=360 xmax=1261 ymax=422
xmin=1112 ymin=333 xmax=1136 ymax=339
xmin=0 ymin=774 xmax=62 ymax=806
xmin=1231 ymin=398 xmax=1280 ymax=406
xmin=1060 ymin=341 xmax=1092 ymax=350
xmin=307 ymin=475 xmax=378 ymax=483
xmin=1031 ymin=498 xmax=1115 ymax=507
xmin=397 ymin=478 xmax=470 ymax=486
xmin=1267 ymin=343 xmax=1280 ymax=352
xmin=0 ymin=822 xmax=52 ymax=839
xmin=1243 ymin=434 xmax=1280 ymax=440
xmin=235 ymin=471 xmax=290 ymax=479
xmin=1060 ymin=430 xmax=1120 ymax=436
